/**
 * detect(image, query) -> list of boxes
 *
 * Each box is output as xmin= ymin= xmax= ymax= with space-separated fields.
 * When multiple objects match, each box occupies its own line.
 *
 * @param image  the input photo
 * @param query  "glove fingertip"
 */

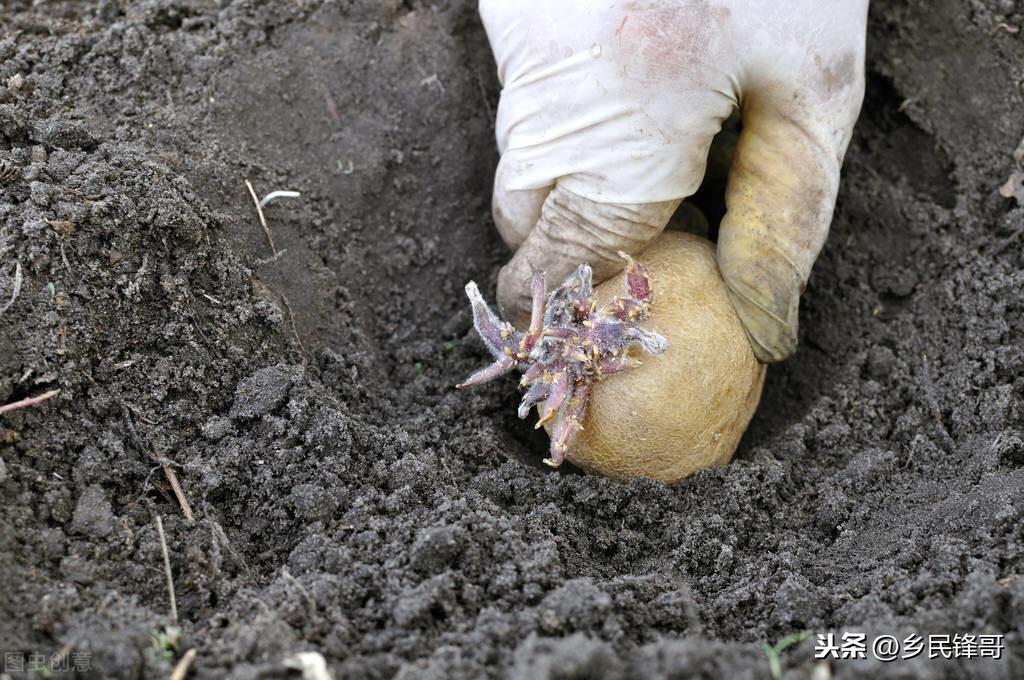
xmin=722 ymin=286 xmax=798 ymax=364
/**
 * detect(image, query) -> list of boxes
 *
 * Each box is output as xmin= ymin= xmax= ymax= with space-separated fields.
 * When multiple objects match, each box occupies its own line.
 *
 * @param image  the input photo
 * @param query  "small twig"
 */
xmin=210 ymin=521 xmax=252 ymax=577
xmin=60 ymin=241 xmax=72 ymax=273
xmin=992 ymin=223 xmax=1023 ymax=256
xmin=475 ymin=71 xmax=494 ymax=122
xmin=155 ymin=515 xmax=179 ymax=624
xmin=47 ymin=643 xmax=73 ymax=674
xmin=259 ymin=190 xmax=301 ymax=209
xmin=419 ymin=73 xmax=445 ymax=93
xmin=163 ymin=462 xmax=195 ymax=522
xmin=0 ymin=261 xmax=23 ymax=315
xmin=125 ymin=401 xmax=159 ymax=425
xmin=170 ymin=648 xmax=196 ymax=680
xmin=322 ymin=86 xmax=341 ymax=126
xmin=279 ymin=292 xmax=308 ymax=367
xmin=255 ymin=249 xmax=289 ymax=266
xmin=122 ymin=402 xmax=149 ymax=450
xmin=245 ymin=179 xmax=277 ymax=256
xmin=921 ymin=354 xmax=955 ymax=452
xmin=0 ymin=388 xmax=60 ymax=415
xmin=123 ymin=404 xmax=195 ymax=521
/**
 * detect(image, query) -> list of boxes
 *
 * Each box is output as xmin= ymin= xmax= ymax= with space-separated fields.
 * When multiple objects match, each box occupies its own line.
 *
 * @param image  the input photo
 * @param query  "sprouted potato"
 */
xmin=459 ymin=231 xmax=764 ymax=483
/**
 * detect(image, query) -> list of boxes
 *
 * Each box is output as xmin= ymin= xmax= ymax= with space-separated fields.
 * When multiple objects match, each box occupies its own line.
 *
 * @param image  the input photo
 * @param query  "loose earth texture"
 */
xmin=552 ymin=231 xmax=766 ymax=483
xmin=1 ymin=1 xmax=1023 ymax=679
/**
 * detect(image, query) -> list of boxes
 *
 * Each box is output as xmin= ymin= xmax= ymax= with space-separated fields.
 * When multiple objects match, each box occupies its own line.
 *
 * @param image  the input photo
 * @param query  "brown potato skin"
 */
xmin=548 ymin=231 xmax=766 ymax=483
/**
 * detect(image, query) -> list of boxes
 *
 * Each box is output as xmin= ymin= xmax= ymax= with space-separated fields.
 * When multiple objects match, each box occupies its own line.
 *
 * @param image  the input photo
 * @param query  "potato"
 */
xmin=546 ymin=231 xmax=766 ymax=483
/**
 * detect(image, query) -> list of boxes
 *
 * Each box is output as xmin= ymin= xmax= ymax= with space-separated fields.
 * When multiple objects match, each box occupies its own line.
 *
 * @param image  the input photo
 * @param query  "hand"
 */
xmin=480 ymin=0 xmax=867 ymax=362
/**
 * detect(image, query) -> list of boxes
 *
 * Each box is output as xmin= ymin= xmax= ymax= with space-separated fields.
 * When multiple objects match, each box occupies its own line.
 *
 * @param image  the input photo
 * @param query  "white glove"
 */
xmin=480 ymin=0 xmax=867 ymax=362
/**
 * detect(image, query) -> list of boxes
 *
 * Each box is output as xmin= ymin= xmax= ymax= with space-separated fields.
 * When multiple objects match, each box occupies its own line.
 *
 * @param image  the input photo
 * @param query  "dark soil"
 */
xmin=1 ymin=1 xmax=1023 ymax=678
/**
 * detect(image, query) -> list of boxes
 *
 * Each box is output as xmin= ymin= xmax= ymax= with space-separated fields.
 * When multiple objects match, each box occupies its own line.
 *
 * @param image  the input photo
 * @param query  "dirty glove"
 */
xmin=480 ymin=0 xmax=867 ymax=362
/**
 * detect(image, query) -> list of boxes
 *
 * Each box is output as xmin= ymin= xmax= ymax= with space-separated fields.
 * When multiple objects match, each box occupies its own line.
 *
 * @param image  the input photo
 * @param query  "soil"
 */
xmin=1 ymin=1 xmax=1022 ymax=678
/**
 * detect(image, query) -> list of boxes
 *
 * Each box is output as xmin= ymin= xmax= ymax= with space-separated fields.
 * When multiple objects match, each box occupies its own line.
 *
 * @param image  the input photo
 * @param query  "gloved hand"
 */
xmin=480 ymin=0 xmax=867 ymax=362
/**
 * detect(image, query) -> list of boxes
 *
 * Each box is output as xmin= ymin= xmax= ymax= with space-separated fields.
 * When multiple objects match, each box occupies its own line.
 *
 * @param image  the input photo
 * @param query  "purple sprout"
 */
xmin=457 ymin=253 xmax=668 ymax=467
